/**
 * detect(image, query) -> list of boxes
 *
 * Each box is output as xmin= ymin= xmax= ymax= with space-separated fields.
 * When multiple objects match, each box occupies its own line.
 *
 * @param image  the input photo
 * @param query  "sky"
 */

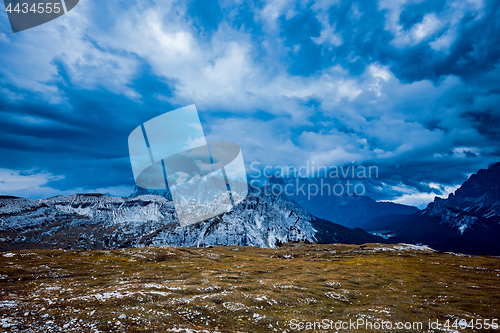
xmin=0 ymin=0 xmax=499 ymax=208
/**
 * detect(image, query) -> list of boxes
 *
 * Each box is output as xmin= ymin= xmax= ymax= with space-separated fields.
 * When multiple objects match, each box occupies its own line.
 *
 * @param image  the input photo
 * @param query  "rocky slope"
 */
xmin=392 ymin=162 xmax=500 ymax=255
xmin=0 ymin=188 xmax=383 ymax=251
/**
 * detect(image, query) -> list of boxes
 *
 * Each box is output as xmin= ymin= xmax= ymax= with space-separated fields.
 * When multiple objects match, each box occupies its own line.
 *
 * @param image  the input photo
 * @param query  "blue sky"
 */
xmin=0 ymin=0 xmax=499 ymax=207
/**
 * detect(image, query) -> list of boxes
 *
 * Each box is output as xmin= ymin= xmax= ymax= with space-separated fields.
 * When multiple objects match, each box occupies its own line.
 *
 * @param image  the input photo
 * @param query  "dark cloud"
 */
xmin=462 ymin=110 xmax=500 ymax=141
xmin=399 ymin=1 xmax=448 ymax=30
xmin=187 ymin=0 xmax=223 ymax=35
xmin=0 ymin=59 xmax=182 ymax=192
xmin=274 ymin=0 xmax=500 ymax=83
xmin=0 ymin=0 xmax=499 ymax=204
xmin=280 ymin=10 xmax=323 ymax=75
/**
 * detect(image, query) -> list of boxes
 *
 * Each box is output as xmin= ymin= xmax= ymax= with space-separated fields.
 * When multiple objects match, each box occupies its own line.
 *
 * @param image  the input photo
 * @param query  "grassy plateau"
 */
xmin=0 ymin=243 xmax=499 ymax=332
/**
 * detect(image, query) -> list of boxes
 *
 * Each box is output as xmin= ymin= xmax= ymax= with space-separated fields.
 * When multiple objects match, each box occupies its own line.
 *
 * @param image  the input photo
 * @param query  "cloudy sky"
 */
xmin=0 ymin=0 xmax=499 ymax=207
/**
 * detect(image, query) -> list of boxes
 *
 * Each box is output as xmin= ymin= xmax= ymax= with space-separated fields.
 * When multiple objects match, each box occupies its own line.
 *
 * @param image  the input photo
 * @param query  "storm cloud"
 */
xmin=0 ymin=0 xmax=498 ymax=207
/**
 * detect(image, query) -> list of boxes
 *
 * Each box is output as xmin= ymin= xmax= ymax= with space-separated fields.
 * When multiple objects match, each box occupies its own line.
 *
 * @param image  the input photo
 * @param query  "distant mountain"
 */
xmin=391 ymin=162 xmax=500 ymax=255
xmin=294 ymin=191 xmax=418 ymax=229
xmin=0 ymin=187 xmax=384 ymax=251
xmin=130 ymin=185 xmax=172 ymax=200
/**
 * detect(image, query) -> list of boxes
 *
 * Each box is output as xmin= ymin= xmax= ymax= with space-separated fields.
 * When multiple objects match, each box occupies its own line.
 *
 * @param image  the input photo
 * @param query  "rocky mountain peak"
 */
xmin=0 ymin=185 xmax=384 ymax=251
xmin=393 ymin=162 xmax=500 ymax=255
xmin=427 ymin=162 xmax=500 ymax=215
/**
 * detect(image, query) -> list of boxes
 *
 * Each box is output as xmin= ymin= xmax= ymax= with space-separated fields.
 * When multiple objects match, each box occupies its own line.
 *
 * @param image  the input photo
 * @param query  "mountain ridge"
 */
xmin=293 ymin=188 xmax=419 ymax=229
xmin=0 ymin=187 xmax=385 ymax=251
xmin=390 ymin=162 xmax=500 ymax=255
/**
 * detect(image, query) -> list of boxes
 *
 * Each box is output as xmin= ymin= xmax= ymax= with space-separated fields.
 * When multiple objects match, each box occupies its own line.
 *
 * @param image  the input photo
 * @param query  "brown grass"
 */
xmin=0 ymin=243 xmax=499 ymax=332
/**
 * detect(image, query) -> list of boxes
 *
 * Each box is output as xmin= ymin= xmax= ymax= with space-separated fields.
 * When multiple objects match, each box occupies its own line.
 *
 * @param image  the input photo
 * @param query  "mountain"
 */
xmin=293 ymin=191 xmax=418 ymax=229
xmin=0 ymin=188 xmax=384 ymax=251
xmin=130 ymin=186 xmax=172 ymax=200
xmin=391 ymin=162 xmax=500 ymax=255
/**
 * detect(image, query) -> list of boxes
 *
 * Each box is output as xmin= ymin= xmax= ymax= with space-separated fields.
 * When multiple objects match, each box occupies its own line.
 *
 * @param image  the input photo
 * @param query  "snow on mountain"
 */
xmin=0 ymin=187 xmax=384 ymax=251
xmin=425 ymin=162 xmax=500 ymax=228
xmin=392 ymin=162 xmax=500 ymax=255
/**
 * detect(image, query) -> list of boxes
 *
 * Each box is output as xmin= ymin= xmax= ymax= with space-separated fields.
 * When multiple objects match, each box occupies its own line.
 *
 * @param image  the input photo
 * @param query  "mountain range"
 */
xmin=294 ymin=191 xmax=419 ymax=229
xmin=0 ymin=187 xmax=383 ymax=251
xmin=388 ymin=162 xmax=500 ymax=255
xmin=288 ymin=162 xmax=500 ymax=255
xmin=1 ymin=163 xmax=499 ymax=255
